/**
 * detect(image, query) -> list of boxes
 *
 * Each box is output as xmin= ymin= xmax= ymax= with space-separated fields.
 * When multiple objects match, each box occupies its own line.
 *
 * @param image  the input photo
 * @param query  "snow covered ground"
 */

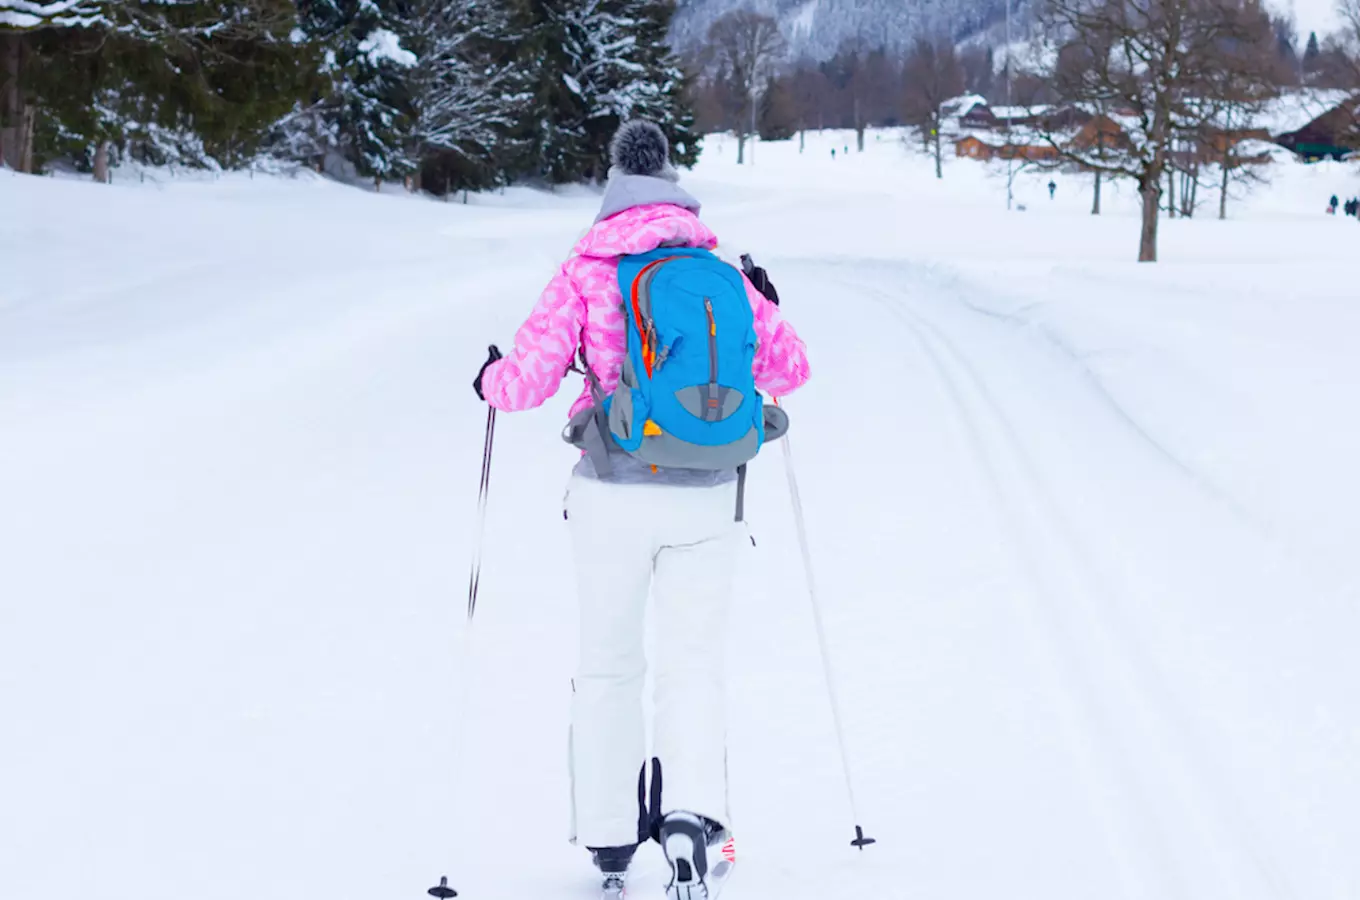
xmin=3 ymin=130 xmax=1359 ymax=900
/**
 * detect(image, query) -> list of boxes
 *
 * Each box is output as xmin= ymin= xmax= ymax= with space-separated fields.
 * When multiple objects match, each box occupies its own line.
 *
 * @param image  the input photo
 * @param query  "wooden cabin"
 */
xmin=959 ymin=105 xmax=1000 ymax=131
xmin=955 ymin=134 xmax=998 ymax=160
xmin=1070 ymin=115 xmax=1133 ymax=152
xmin=955 ymin=133 xmax=1060 ymax=163
xmin=1274 ymin=96 xmax=1359 ymax=161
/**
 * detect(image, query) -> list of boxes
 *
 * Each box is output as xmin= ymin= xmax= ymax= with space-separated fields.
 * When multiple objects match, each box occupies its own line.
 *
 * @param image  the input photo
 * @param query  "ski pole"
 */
xmin=428 ymin=403 xmax=497 ymax=900
xmin=777 ymin=407 xmax=876 ymax=851
xmin=466 ymin=404 xmax=497 ymax=621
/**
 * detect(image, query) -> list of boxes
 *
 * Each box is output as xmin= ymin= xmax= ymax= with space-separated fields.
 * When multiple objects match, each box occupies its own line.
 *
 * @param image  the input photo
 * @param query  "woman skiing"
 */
xmin=473 ymin=120 xmax=810 ymax=898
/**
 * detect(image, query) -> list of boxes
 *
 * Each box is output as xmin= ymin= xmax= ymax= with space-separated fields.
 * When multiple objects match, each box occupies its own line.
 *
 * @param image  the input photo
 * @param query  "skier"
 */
xmin=473 ymin=120 xmax=810 ymax=899
xmin=1048 ymin=179 xmax=1057 ymax=199
xmin=1328 ymin=194 xmax=1339 ymax=214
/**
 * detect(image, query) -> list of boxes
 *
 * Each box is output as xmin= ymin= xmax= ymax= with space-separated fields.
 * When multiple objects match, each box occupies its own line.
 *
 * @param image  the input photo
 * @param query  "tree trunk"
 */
xmin=855 ymin=96 xmax=864 ymax=152
xmin=1185 ymin=163 xmax=1198 ymax=218
xmin=1139 ymin=178 xmax=1161 ymax=262
xmin=1167 ymin=164 xmax=1176 ymax=219
xmin=1219 ymin=161 xmax=1230 ymax=220
xmin=18 ymin=102 xmax=35 ymax=173
xmin=1092 ymin=170 xmax=1102 ymax=215
xmin=93 ymin=142 xmax=109 ymax=183
xmin=1 ymin=32 xmax=25 ymax=172
xmin=799 ymin=128 xmax=805 ymax=153
xmin=935 ymin=127 xmax=943 ymax=179
xmin=736 ymin=133 xmax=745 ymax=165
xmin=749 ymin=97 xmax=757 ymax=165
xmin=375 ymin=177 xmax=382 ymax=192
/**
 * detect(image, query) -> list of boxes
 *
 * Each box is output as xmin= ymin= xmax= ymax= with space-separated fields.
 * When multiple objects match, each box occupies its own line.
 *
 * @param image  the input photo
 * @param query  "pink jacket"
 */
xmin=481 ymin=204 xmax=809 ymax=417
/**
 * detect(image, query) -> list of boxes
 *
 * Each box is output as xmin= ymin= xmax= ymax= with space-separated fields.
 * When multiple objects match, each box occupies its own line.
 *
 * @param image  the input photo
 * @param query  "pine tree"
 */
xmin=627 ymin=0 xmax=699 ymax=169
xmin=408 ymin=0 xmax=529 ymax=192
xmin=511 ymin=0 xmax=697 ymax=184
xmin=560 ymin=0 xmax=647 ymax=181
xmin=11 ymin=1 xmax=313 ymax=175
xmin=1303 ymin=29 xmax=1321 ymax=80
xmin=508 ymin=0 xmax=588 ymax=183
xmin=295 ymin=0 xmax=420 ymax=185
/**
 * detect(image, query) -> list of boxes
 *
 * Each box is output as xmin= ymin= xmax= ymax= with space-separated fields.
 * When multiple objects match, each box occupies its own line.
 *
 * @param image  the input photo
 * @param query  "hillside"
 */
xmin=669 ymin=0 xmax=1016 ymax=60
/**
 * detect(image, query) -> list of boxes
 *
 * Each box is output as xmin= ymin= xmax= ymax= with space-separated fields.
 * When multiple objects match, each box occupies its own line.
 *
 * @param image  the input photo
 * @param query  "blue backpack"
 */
xmin=567 ymin=247 xmax=787 ymax=479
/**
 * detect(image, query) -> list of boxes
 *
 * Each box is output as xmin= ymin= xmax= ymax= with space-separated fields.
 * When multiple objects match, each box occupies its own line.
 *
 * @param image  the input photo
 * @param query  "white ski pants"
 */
xmin=565 ymin=474 xmax=740 ymax=849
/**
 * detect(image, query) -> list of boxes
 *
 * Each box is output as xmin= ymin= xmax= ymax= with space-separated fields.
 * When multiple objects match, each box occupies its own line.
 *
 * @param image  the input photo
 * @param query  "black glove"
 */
xmin=473 ymin=344 xmax=503 ymax=401
xmin=740 ymin=254 xmax=780 ymax=306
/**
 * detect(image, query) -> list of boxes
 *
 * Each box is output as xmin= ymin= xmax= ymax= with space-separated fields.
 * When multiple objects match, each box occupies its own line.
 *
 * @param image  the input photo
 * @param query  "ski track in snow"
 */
xmin=856 ymin=274 xmax=1284 ymax=898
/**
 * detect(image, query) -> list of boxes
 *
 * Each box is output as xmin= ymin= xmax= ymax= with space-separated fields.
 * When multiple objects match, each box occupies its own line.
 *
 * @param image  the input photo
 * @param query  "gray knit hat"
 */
xmin=609 ymin=120 xmax=679 ymax=182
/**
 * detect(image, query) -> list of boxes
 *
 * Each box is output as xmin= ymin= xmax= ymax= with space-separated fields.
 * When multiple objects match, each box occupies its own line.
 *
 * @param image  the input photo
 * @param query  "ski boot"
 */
xmin=590 ymin=844 xmax=636 ymax=899
xmin=659 ymin=812 xmax=735 ymax=900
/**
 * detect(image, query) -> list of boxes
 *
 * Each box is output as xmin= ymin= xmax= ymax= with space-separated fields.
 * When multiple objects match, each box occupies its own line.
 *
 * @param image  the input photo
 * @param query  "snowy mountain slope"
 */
xmin=3 ymin=136 xmax=1360 ymax=900
xmin=669 ymin=0 xmax=1013 ymax=60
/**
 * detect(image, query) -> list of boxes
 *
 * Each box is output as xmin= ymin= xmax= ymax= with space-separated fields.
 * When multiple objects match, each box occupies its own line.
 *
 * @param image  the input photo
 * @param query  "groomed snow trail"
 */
xmin=3 ymin=137 xmax=1358 ymax=900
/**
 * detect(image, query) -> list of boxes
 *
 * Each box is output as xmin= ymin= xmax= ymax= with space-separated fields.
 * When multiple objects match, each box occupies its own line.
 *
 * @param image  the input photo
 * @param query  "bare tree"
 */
xmin=961 ymin=45 xmax=995 ymax=97
xmin=707 ymin=10 xmax=785 ymax=165
xmin=1199 ymin=9 xmax=1280 ymax=220
xmin=789 ymin=64 xmax=828 ymax=150
xmin=1334 ymin=0 xmax=1360 ymax=145
xmin=822 ymin=40 xmax=867 ymax=151
xmin=1033 ymin=0 xmax=1282 ymax=261
xmin=902 ymin=37 xmax=964 ymax=179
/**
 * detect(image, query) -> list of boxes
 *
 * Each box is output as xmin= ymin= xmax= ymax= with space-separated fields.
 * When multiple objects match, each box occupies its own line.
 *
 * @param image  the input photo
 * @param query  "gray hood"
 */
xmin=595 ymin=172 xmax=701 ymax=224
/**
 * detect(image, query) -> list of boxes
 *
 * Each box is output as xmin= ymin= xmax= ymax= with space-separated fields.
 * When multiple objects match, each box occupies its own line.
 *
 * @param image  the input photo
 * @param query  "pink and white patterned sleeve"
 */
xmin=744 ymin=273 xmax=810 ymax=398
xmin=481 ymin=265 xmax=587 ymax=411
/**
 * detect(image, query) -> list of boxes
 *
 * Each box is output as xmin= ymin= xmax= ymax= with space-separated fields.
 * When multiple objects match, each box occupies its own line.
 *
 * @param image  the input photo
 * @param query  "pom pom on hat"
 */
xmin=610 ymin=120 xmax=677 ymax=181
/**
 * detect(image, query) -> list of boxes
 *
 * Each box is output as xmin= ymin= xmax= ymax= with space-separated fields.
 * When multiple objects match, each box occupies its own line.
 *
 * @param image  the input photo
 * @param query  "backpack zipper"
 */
xmin=705 ymin=298 xmax=720 ymax=421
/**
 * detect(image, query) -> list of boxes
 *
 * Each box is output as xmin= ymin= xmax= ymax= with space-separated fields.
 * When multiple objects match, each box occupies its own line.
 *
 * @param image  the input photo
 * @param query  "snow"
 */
xmin=359 ymin=27 xmax=417 ymax=68
xmin=3 ymin=132 xmax=1360 ymax=900
xmin=1269 ymin=0 xmax=1346 ymax=41
xmin=0 ymin=0 xmax=105 ymax=28
xmin=1254 ymin=89 xmax=1357 ymax=135
xmin=990 ymin=104 xmax=1053 ymax=119
xmin=789 ymin=0 xmax=820 ymax=37
xmin=943 ymin=93 xmax=989 ymax=118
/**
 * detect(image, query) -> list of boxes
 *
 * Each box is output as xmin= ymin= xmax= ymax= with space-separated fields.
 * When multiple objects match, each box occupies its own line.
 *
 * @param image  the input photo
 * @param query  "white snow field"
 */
xmin=3 ymin=132 xmax=1360 ymax=900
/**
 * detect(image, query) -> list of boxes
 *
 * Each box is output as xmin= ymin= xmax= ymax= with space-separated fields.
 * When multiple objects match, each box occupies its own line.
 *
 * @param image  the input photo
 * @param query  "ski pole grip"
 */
xmin=740 ymin=253 xmax=755 ymax=277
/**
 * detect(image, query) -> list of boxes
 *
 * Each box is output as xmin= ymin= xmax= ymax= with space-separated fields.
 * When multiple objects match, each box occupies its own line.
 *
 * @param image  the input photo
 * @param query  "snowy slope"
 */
xmin=668 ymin=0 xmax=1010 ymax=60
xmin=3 ymin=135 xmax=1359 ymax=900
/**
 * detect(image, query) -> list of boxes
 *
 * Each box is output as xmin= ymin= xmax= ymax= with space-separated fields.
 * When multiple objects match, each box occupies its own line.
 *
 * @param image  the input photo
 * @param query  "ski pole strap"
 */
xmin=735 ymin=463 xmax=747 ymax=522
xmin=573 ymin=346 xmax=614 ymax=478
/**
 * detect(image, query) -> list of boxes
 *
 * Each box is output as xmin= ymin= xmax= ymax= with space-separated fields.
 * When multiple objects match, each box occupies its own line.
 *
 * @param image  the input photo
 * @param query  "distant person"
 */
xmin=1328 ymin=194 xmax=1339 ymax=214
xmin=831 ymin=148 xmax=836 ymax=160
xmin=1048 ymin=180 xmax=1057 ymax=199
xmin=843 ymin=145 xmax=849 ymax=154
